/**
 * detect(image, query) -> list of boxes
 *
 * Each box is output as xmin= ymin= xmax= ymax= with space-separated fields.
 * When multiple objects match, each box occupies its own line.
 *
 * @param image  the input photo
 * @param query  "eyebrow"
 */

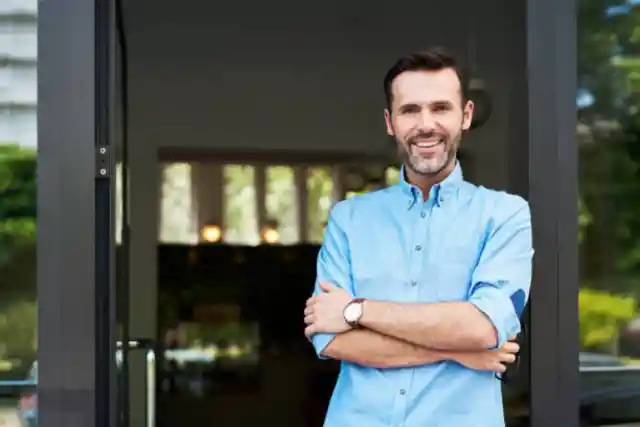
xmin=397 ymin=100 xmax=454 ymax=110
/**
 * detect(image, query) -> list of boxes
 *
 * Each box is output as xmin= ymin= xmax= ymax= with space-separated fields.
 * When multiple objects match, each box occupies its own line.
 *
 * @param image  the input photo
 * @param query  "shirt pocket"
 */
xmin=350 ymin=238 xmax=408 ymax=301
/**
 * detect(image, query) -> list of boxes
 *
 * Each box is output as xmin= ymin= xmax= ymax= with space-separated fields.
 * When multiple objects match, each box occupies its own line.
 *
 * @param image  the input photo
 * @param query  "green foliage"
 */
xmin=0 ymin=143 xmax=37 ymax=375
xmin=0 ymin=300 xmax=37 ymax=368
xmin=0 ymin=144 xmax=37 ymax=268
xmin=578 ymin=196 xmax=592 ymax=244
xmin=579 ymin=288 xmax=637 ymax=352
xmin=578 ymin=1 xmax=640 ymax=118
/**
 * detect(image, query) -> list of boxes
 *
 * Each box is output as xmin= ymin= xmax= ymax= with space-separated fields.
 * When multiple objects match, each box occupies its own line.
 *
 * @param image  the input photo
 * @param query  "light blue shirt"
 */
xmin=311 ymin=163 xmax=533 ymax=427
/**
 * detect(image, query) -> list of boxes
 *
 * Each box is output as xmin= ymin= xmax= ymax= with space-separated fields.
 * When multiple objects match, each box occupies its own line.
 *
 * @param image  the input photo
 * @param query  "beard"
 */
xmin=398 ymin=131 xmax=461 ymax=176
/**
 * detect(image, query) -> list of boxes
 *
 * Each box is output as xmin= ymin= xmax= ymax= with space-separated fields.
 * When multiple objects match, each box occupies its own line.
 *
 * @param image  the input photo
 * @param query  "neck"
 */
xmin=405 ymin=160 xmax=456 ymax=200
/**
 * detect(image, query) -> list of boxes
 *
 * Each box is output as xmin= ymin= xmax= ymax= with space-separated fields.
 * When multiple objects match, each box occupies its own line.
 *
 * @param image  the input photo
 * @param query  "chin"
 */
xmin=409 ymin=159 xmax=447 ymax=175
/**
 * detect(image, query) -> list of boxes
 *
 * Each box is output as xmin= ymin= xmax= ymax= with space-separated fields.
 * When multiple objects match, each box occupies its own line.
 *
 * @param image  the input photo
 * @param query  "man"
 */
xmin=304 ymin=46 xmax=533 ymax=427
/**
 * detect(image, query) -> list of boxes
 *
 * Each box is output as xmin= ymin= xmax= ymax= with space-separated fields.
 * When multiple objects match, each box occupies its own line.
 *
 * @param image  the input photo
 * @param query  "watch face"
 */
xmin=344 ymin=302 xmax=362 ymax=323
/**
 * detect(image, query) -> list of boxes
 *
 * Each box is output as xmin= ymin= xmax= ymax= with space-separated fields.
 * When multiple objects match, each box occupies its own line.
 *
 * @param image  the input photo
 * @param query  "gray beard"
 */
xmin=401 ymin=144 xmax=457 ymax=176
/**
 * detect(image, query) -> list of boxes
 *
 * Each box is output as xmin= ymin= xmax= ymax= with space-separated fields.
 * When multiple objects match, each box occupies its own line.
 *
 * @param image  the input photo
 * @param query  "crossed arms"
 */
xmin=305 ymin=197 xmax=533 ymax=371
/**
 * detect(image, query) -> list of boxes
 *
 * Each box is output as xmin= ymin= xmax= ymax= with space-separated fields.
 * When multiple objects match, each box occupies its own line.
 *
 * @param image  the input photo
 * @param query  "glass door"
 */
xmin=113 ymin=0 xmax=158 ymax=426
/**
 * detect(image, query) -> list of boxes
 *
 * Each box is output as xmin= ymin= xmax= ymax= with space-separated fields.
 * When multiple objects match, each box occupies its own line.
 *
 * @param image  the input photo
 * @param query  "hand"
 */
xmin=304 ymin=282 xmax=353 ymax=339
xmin=453 ymin=339 xmax=520 ymax=373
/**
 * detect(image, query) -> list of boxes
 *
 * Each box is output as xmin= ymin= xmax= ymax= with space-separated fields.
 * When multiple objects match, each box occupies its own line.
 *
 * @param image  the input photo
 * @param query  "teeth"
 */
xmin=415 ymin=141 xmax=440 ymax=148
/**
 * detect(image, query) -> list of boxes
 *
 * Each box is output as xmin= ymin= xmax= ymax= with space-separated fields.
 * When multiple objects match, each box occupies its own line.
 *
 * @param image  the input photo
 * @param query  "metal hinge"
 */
xmin=95 ymin=145 xmax=111 ymax=178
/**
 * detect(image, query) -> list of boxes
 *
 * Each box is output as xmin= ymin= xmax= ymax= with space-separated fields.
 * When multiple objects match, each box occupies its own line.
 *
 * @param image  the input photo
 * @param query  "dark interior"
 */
xmin=154 ymin=244 xmax=338 ymax=427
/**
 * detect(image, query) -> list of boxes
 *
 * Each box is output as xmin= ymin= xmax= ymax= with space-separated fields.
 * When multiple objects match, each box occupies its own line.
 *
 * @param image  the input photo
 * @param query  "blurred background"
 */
xmin=1 ymin=0 xmax=640 ymax=426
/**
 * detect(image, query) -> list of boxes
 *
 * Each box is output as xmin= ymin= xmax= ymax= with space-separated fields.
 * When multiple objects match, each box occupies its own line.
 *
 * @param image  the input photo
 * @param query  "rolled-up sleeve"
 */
xmin=310 ymin=202 xmax=354 ymax=359
xmin=468 ymin=196 xmax=533 ymax=349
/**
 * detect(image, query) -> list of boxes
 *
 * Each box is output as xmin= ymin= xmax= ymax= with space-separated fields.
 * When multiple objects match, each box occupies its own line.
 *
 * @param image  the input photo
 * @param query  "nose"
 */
xmin=418 ymin=110 xmax=437 ymax=130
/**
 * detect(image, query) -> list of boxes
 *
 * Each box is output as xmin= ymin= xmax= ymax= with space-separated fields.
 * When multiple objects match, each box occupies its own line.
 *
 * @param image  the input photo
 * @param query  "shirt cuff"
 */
xmin=468 ymin=284 xmax=521 ymax=348
xmin=311 ymin=332 xmax=337 ymax=359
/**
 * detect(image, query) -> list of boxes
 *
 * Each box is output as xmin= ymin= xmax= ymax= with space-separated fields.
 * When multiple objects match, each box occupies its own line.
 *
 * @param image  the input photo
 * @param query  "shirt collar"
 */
xmin=399 ymin=161 xmax=464 ymax=208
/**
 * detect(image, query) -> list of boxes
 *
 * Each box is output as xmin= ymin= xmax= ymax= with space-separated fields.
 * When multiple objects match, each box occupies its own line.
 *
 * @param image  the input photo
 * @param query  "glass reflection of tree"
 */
xmin=577 ymin=0 xmax=640 ymax=356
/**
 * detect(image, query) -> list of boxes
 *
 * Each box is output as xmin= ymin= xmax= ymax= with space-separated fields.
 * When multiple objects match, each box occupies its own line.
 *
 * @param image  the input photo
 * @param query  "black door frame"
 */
xmin=36 ymin=0 xmax=579 ymax=426
xmin=37 ymin=0 xmax=117 ymax=427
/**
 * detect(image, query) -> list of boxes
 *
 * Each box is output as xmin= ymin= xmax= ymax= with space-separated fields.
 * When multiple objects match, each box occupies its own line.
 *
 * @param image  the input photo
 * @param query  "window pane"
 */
xmin=0 ymin=144 xmax=37 ymax=381
xmin=265 ymin=166 xmax=298 ymax=244
xmin=159 ymin=163 xmax=197 ymax=244
xmin=578 ymin=0 xmax=640 ymax=424
xmin=0 ymin=3 xmax=38 ymax=416
xmin=307 ymin=167 xmax=333 ymax=243
xmin=224 ymin=164 xmax=259 ymax=245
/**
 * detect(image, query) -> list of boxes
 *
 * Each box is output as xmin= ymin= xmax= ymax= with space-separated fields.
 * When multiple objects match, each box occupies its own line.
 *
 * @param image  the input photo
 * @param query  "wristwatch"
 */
xmin=343 ymin=298 xmax=365 ymax=328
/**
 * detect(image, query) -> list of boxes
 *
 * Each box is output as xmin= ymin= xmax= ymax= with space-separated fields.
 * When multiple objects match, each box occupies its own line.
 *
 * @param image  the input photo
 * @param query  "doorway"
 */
xmin=112 ymin=3 xmax=532 ymax=427
xmin=36 ymin=0 xmax=584 ymax=426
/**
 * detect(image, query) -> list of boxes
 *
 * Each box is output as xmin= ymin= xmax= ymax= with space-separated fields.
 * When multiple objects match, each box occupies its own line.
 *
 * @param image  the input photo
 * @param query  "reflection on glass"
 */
xmin=160 ymin=320 xmax=261 ymax=397
xmin=1 ymin=5 xmax=40 ymax=421
xmin=0 ymin=147 xmax=37 ymax=390
xmin=0 ymin=0 xmax=38 ymax=386
xmin=578 ymin=0 xmax=640 ymax=425
xmin=306 ymin=167 xmax=333 ymax=243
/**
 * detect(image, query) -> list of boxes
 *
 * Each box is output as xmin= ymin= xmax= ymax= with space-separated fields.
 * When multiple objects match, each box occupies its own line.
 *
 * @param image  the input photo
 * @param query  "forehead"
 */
xmin=390 ymin=68 xmax=462 ymax=108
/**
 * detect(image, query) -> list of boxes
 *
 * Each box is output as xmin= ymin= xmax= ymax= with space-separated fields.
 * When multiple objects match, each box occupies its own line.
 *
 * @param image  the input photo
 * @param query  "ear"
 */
xmin=461 ymin=100 xmax=475 ymax=131
xmin=384 ymin=109 xmax=394 ymax=136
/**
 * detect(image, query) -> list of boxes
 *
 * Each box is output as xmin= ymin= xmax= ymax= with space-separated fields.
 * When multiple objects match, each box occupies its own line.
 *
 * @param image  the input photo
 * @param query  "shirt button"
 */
xmin=399 ymin=389 xmax=406 ymax=395
xmin=410 ymin=281 xmax=417 ymax=287
xmin=415 ymin=245 xmax=422 ymax=251
xmin=420 ymin=212 xmax=426 ymax=218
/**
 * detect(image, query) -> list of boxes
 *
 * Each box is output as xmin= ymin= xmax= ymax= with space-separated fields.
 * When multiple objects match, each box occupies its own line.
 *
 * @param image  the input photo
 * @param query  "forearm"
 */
xmin=320 ymin=329 xmax=454 ymax=368
xmin=359 ymin=300 xmax=497 ymax=351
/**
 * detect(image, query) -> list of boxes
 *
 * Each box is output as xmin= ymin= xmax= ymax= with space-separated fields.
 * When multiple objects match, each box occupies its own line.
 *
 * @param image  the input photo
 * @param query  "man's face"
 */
xmin=384 ymin=68 xmax=474 ymax=176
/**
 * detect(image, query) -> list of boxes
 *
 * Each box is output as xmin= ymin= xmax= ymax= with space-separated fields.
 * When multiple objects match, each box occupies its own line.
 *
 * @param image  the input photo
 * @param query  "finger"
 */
xmin=306 ymin=297 xmax=316 ymax=306
xmin=509 ymin=334 xmax=519 ymax=341
xmin=304 ymin=306 xmax=313 ymax=316
xmin=494 ymin=362 xmax=507 ymax=373
xmin=304 ymin=314 xmax=316 ymax=325
xmin=502 ymin=341 xmax=520 ymax=353
xmin=500 ymin=353 xmax=517 ymax=364
xmin=304 ymin=324 xmax=317 ymax=338
xmin=319 ymin=282 xmax=337 ymax=292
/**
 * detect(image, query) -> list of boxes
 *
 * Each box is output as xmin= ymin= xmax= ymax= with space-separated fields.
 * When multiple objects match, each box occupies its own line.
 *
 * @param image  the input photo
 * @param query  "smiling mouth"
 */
xmin=412 ymin=140 xmax=443 ymax=149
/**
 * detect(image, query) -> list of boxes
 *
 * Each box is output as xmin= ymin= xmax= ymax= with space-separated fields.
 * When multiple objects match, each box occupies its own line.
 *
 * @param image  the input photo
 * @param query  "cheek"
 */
xmin=393 ymin=119 xmax=415 ymax=140
xmin=437 ymin=118 xmax=463 ymax=138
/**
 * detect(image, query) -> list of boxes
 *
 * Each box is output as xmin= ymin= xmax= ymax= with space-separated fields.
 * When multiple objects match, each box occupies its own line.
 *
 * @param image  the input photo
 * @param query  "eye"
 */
xmin=399 ymin=105 xmax=420 ymax=115
xmin=432 ymin=104 xmax=451 ymax=113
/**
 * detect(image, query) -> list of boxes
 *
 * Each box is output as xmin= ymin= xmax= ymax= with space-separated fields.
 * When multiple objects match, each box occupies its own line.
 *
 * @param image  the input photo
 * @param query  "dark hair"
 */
xmin=383 ymin=46 xmax=470 ymax=110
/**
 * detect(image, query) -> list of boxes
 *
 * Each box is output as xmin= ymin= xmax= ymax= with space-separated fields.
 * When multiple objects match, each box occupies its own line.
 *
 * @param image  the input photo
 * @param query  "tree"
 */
xmin=0 ymin=144 xmax=36 ymax=269
xmin=0 ymin=143 xmax=37 ymax=374
xmin=577 ymin=0 xmax=640 ymax=352
xmin=578 ymin=0 xmax=640 ymax=281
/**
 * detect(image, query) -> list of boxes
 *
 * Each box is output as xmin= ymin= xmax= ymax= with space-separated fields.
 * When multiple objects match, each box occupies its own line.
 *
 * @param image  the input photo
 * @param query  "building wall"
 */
xmin=0 ymin=0 xmax=37 ymax=147
xmin=123 ymin=0 xmax=521 ymax=190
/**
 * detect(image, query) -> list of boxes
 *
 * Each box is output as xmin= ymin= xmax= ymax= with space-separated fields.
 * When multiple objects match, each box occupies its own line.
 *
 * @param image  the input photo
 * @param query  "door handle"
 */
xmin=117 ymin=339 xmax=156 ymax=427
